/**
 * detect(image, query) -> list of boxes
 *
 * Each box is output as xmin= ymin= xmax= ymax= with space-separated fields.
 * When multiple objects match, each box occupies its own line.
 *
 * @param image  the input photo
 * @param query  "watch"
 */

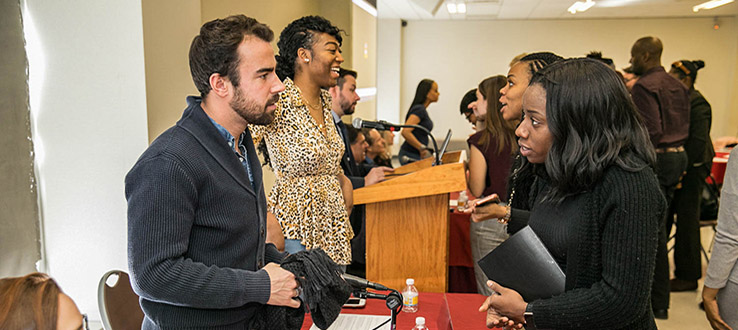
xmin=524 ymin=304 xmax=536 ymax=330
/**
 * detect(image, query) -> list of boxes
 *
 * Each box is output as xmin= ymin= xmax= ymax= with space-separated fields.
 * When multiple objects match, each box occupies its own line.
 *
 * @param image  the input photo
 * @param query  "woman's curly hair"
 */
xmin=275 ymin=16 xmax=343 ymax=81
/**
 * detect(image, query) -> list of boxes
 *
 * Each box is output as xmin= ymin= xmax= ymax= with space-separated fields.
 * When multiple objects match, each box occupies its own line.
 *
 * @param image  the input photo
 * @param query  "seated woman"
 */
xmin=476 ymin=58 xmax=664 ymax=330
xmin=0 ymin=272 xmax=87 ymax=330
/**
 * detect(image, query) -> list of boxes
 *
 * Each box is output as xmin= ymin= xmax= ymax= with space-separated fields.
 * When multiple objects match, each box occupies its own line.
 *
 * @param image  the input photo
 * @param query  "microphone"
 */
xmin=342 ymin=274 xmax=391 ymax=291
xmin=400 ymin=155 xmax=419 ymax=164
xmin=355 ymin=291 xmax=388 ymax=300
xmin=353 ymin=117 xmax=442 ymax=166
xmin=352 ymin=118 xmax=403 ymax=132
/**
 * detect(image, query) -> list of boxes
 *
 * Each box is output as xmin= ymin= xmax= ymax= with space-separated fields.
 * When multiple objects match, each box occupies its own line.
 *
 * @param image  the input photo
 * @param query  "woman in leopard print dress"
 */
xmin=251 ymin=16 xmax=354 ymax=266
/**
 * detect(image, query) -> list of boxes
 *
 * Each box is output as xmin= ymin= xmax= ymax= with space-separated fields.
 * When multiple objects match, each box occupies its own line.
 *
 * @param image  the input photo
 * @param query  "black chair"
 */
xmin=668 ymin=174 xmax=720 ymax=262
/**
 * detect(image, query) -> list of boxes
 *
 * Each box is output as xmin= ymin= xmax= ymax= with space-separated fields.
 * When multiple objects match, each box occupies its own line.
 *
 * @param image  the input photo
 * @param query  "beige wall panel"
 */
xmin=351 ymin=3 xmax=377 ymax=87
xmin=142 ymin=0 xmax=202 ymax=142
xmin=319 ymin=0 xmax=353 ymax=69
xmin=354 ymin=98 xmax=377 ymax=121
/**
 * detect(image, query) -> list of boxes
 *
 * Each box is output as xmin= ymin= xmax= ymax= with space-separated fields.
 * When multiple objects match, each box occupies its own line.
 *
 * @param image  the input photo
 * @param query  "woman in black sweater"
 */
xmin=478 ymin=58 xmax=665 ymax=330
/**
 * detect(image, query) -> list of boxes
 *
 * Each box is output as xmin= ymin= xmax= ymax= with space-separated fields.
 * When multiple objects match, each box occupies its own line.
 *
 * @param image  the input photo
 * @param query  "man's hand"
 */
xmin=364 ymin=166 xmax=394 ymax=186
xmin=263 ymin=263 xmax=301 ymax=308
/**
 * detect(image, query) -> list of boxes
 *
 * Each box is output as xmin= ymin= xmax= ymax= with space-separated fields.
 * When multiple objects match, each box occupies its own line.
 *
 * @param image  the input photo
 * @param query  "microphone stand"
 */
xmin=354 ymin=289 xmax=403 ymax=330
xmin=393 ymin=124 xmax=441 ymax=165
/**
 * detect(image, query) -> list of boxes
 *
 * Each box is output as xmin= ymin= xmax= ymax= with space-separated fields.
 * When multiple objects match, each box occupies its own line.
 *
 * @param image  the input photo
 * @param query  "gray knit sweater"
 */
xmin=704 ymin=148 xmax=738 ymax=289
xmin=126 ymin=96 xmax=285 ymax=329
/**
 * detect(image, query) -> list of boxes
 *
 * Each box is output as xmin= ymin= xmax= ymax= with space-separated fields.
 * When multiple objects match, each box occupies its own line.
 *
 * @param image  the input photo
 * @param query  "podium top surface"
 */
xmin=353 ymin=151 xmax=466 ymax=205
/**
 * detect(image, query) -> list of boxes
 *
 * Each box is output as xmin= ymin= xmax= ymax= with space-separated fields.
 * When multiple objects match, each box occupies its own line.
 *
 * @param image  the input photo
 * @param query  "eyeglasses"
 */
xmin=82 ymin=314 xmax=90 ymax=330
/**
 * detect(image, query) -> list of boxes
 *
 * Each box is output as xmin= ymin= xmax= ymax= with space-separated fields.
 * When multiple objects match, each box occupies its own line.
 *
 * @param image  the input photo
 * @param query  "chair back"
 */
xmin=98 ymin=270 xmax=144 ymax=330
xmin=701 ymin=174 xmax=721 ymax=221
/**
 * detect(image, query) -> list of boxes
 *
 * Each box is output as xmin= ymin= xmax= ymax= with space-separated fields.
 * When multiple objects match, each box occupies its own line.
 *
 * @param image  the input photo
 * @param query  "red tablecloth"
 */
xmin=449 ymin=211 xmax=478 ymax=293
xmin=300 ymin=292 xmax=490 ymax=330
xmin=448 ymin=190 xmax=479 ymax=293
xmin=449 ymin=211 xmax=473 ymax=267
xmin=446 ymin=293 xmax=490 ymax=330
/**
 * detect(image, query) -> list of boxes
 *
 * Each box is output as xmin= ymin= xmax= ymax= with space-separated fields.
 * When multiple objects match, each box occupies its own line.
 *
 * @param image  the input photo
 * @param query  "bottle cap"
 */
xmin=406 ymin=278 xmax=415 ymax=285
xmin=416 ymin=317 xmax=425 ymax=325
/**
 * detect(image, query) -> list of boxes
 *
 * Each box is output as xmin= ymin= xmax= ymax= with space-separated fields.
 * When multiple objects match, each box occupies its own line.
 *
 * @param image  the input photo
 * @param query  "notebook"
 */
xmin=477 ymin=225 xmax=566 ymax=301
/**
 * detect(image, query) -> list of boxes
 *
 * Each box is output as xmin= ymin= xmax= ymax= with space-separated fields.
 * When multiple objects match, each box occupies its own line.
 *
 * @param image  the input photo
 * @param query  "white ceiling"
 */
xmin=377 ymin=0 xmax=738 ymax=20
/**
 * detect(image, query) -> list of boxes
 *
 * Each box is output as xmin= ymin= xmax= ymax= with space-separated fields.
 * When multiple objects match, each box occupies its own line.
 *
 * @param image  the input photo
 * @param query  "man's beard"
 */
xmin=230 ymin=87 xmax=279 ymax=126
xmin=340 ymin=97 xmax=355 ymax=115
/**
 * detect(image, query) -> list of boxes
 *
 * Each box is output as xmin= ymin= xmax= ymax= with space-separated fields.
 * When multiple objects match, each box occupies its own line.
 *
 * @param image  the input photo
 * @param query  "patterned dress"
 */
xmin=251 ymin=78 xmax=353 ymax=265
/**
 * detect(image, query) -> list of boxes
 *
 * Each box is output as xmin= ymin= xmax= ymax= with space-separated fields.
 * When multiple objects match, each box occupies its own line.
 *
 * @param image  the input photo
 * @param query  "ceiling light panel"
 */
xmin=693 ymin=0 xmax=735 ymax=12
xmin=466 ymin=2 xmax=501 ymax=15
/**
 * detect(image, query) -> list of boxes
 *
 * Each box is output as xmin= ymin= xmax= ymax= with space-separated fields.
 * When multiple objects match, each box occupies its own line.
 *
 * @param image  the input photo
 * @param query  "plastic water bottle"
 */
xmin=457 ymin=191 xmax=468 ymax=211
xmin=402 ymin=278 xmax=419 ymax=313
xmin=412 ymin=316 xmax=428 ymax=329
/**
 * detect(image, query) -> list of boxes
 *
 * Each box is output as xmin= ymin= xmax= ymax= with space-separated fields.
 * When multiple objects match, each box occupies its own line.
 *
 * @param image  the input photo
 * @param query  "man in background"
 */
xmin=459 ymin=88 xmax=478 ymax=128
xmin=363 ymin=128 xmax=392 ymax=168
xmin=329 ymin=68 xmax=392 ymax=277
xmin=629 ymin=36 xmax=690 ymax=320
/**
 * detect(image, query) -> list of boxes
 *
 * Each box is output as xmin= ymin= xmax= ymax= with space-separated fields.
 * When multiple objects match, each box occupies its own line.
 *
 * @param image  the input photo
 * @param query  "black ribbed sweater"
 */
xmin=509 ymin=165 xmax=664 ymax=330
xmin=126 ymin=97 xmax=285 ymax=329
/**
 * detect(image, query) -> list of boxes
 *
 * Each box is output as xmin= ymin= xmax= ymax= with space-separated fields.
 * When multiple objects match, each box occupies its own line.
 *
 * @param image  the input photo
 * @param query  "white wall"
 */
xmin=377 ymin=18 xmax=403 ymax=150
xmin=400 ymin=17 xmax=738 ymax=142
xmin=23 ymin=0 xmax=149 ymax=321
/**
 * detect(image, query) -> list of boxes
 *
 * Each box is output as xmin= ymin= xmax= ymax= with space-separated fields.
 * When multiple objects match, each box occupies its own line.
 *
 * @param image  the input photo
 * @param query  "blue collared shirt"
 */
xmin=207 ymin=117 xmax=255 ymax=189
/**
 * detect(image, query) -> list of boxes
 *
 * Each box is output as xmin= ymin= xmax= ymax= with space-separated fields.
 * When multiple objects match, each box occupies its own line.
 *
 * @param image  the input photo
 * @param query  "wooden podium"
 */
xmin=353 ymin=151 xmax=466 ymax=292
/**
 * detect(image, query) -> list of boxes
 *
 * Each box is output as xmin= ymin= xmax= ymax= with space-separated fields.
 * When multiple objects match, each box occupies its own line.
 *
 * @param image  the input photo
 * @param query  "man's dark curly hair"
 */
xmin=189 ymin=15 xmax=273 ymax=98
xmin=275 ymin=16 xmax=343 ymax=81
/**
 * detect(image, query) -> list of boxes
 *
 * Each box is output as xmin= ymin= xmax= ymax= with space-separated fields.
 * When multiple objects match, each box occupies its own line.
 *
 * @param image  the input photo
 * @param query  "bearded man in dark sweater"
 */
xmin=125 ymin=15 xmax=300 ymax=329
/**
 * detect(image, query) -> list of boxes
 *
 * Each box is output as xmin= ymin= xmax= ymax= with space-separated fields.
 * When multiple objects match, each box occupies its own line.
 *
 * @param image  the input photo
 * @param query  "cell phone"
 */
xmin=474 ymin=193 xmax=501 ymax=207
xmin=343 ymin=297 xmax=366 ymax=308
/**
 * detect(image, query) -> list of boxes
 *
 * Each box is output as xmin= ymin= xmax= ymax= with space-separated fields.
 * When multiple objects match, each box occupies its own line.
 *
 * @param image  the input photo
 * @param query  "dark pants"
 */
xmin=652 ymin=151 xmax=688 ymax=310
xmin=667 ymin=164 xmax=710 ymax=281
xmin=348 ymin=204 xmax=366 ymax=278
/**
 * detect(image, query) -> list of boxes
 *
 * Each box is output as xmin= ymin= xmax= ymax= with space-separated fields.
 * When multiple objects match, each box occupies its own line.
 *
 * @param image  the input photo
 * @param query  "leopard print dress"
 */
xmin=251 ymin=78 xmax=353 ymax=265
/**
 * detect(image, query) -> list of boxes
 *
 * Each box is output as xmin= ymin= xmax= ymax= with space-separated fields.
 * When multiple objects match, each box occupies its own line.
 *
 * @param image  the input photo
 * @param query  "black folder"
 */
xmin=477 ymin=226 xmax=565 ymax=301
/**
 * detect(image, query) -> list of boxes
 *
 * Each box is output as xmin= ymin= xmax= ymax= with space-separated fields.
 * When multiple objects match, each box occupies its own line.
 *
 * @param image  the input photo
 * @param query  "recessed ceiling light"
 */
xmin=568 ymin=0 xmax=596 ymax=14
xmin=457 ymin=3 xmax=467 ymax=13
xmin=447 ymin=3 xmax=458 ymax=14
xmin=693 ymin=0 xmax=734 ymax=12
